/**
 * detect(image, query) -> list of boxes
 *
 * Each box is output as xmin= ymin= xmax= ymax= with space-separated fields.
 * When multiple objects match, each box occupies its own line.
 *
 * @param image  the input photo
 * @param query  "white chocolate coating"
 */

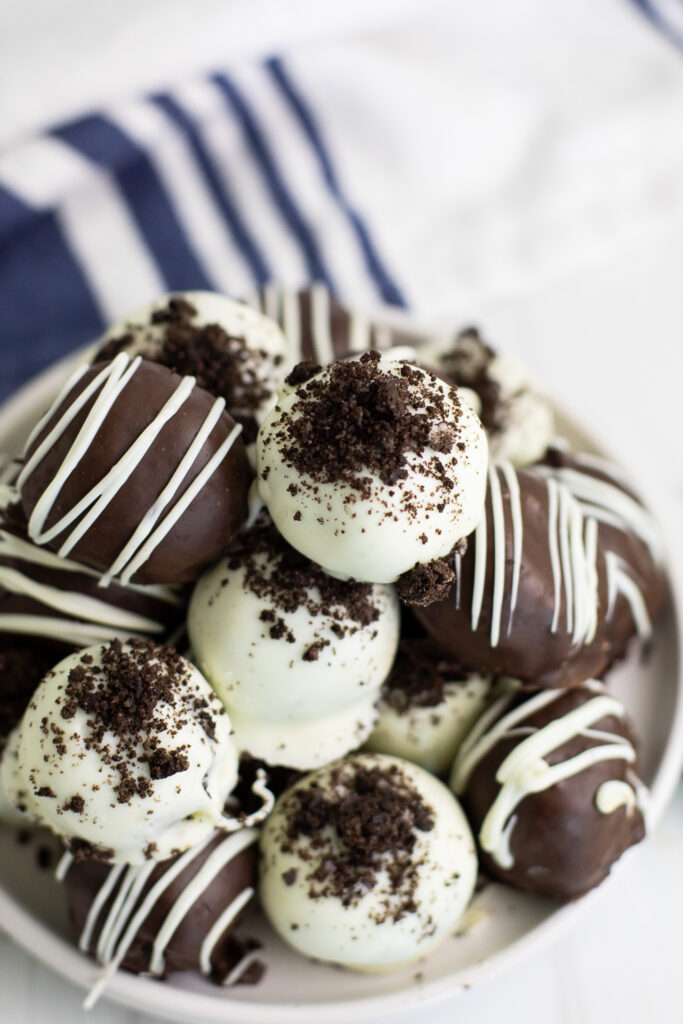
xmin=256 ymin=359 xmax=488 ymax=583
xmin=366 ymin=674 xmax=492 ymax=776
xmin=188 ymin=551 xmax=399 ymax=723
xmin=1 ymin=644 xmax=240 ymax=864
xmin=97 ymin=291 xmax=289 ymax=426
xmin=228 ymin=697 xmax=379 ymax=771
xmin=259 ymin=754 xmax=477 ymax=971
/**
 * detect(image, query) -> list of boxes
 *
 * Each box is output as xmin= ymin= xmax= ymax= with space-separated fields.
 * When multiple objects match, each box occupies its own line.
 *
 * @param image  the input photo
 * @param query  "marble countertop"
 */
xmin=2 ymin=203 xmax=683 ymax=1024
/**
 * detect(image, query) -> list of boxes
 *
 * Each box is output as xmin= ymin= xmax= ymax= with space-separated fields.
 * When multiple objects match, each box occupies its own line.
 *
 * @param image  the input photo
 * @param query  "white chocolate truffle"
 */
xmin=422 ymin=328 xmax=554 ymax=468
xmin=188 ymin=518 xmax=399 ymax=724
xmin=229 ymin=697 xmax=379 ymax=771
xmin=259 ymin=753 xmax=477 ymax=971
xmin=367 ymin=665 xmax=492 ymax=776
xmin=1 ymin=641 xmax=239 ymax=864
xmin=256 ymin=353 xmax=488 ymax=583
xmin=95 ymin=291 xmax=289 ymax=436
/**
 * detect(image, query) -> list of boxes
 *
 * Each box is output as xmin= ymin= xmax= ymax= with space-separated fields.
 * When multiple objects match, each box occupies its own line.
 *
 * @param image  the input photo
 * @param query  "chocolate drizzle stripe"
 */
xmin=454 ymin=549 xmax=462 ymax=609
xmin=451 ymin=686 xmax=641 ymax=870
xmin=558 ymin=484 xmax=573 ymax=634
xmin=198 ymin=884 xmax=254 ymax=976
xmin=99 ymin=861 xmax=157 ymax=964
xmin=223 ymin=947 xmax=262 ymax=988
xmin=20 ymin=354 xmax=242 ymax=587
xmin=310 ymin=284 xmax=335 ymax=365
xmin=470 ymin=500 xmax=487 ymax=632
xmin=80 ymin=864 xmax=126 ymax=952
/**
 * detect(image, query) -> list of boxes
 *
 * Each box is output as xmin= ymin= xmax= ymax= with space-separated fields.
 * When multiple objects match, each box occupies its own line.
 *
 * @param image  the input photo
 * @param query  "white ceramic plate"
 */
xmin=0 ymin=350 xmax=682 ymax=1024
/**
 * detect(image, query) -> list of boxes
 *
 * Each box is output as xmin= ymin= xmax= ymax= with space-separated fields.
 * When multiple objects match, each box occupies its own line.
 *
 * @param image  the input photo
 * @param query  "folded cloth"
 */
xmin=2 ymin=0 xmax=683 ymax=401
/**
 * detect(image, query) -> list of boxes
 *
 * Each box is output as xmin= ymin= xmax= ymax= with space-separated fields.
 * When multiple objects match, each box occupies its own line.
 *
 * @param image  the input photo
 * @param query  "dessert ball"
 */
xmin=413 ymin=463 xmax=614 ymax=689
xmin=259 ymin=753 xmax=477 ymax=971
xmin=257 ymin=352 xmax=488 ymax=584
xmin=422 ymin=327 xmax=554 ymax=466
xmin=1 ymin=640 xmax=239 ymax=863
xmin=535 ymin=448 xmax=665 ymax=645
xmin=244 ymin=283 xmax=397 ymax=366
xmin=95 ymin=292 xmax=289 ymax=443
xmin=228 ymin=697 xmax=379 ymax=771
xmin=366 ymin=641 xmax=492 ymax=776
xmin=450 ymin=680 xmax=646 ymax=901
xmin=0 ymin=498 xmax=184 ymax=650
xmin=61 ymin=827 xmax=260 ymax=991
xmin=189 ymin=516 xmax=400 ymax=723
xmin=19 ymin=354 xmax=251 ymax=585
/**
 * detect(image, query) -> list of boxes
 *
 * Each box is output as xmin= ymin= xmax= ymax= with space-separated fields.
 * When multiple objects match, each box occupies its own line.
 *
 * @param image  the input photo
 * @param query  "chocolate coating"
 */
xmin=414 ymin=461 xmax=663 ymax=689
xmin=20 ymin=359 xmax=251 ymax=585
xmin=63 ymin=830 xmax=258 ymax=983
xmin=453 ymin=684 xmax=646 ymax=901
xmin=0 ymin=638 xmax=64 ymax=742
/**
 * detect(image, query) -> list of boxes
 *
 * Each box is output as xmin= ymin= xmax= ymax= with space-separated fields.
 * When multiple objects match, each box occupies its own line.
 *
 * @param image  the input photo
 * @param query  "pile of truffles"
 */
xmin=0 ymin=288 xmax=664 ymax=998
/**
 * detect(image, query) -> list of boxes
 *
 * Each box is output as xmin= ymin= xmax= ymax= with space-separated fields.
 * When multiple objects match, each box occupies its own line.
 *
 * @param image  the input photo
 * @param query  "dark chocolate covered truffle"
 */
xmin=60 ymin=828 xmax=261 ymax=989
xmin=412 ymin=462 xmax=662 ymax=689
xmin=451 ymin=681 xmax=646 ymax=901
xmin=19 ymin=355 xmax=251 ymax=585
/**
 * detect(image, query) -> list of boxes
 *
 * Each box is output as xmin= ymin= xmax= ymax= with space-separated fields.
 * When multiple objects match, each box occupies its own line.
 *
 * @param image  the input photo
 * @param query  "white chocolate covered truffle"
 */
xmin=1 ymin=640 xmax=239 ymax=863
xmin=259 ymin=753 xmax=477 ymax=971
xmin=422 ymin=328 xmax=554 ymax=467
xmin=94 ymin=291 xmax=289 ymax=441
xmin=366 ymin=644 xmax=492 ymax=775
xmin=188 ymin=517 xmax=400 ymax=726
xmin=256 ymin=352 xmax=488 ymax=583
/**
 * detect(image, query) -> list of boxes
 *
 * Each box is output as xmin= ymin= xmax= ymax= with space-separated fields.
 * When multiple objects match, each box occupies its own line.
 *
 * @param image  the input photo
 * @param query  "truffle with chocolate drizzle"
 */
xmin=18 ymin=354 xmax=251 ymax=585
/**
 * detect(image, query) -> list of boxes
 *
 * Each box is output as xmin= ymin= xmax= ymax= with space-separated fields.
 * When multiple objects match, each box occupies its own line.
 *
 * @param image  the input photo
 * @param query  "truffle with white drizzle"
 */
xmin=1 ymin=640 xmax=244 ymax=863
xmin=59 ymin=828 xmax=263 ymax=1004
xmin=413 ymin=462 xmax=628 ymax=689
xmin=94 ymin=292 xmax=289 ymax=443
xmin=450 ymin=679 xmax=646 ymax=901
xmin=257 ymin=352 xmax=488 ymax=584
xmin=18 ymin=354 xmax=251 ymax=585
xmin=188 ymin=514 xmax=399 ymax=768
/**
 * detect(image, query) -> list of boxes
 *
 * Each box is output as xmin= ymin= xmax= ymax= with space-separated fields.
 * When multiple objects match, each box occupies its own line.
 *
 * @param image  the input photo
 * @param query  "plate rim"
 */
xmin=0 ymin=342 xmax=682 ymax=1024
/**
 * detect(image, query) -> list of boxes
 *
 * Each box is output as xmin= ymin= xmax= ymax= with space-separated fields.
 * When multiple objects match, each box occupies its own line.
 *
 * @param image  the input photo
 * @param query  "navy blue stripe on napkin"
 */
xmin=0 ymin=186 xmax=103 ymax=400
xmin=627 ymin=0 xmax=683 ymax=49
xmin=152 ymin=93 xmax=272 ymax=287
xmin=212 ymin=72 xmax=335 ymax=290
xmin=53 ymin=115 xmax=213 ymax=291
xmin=266 ymin=57 xmax=407 ymax=309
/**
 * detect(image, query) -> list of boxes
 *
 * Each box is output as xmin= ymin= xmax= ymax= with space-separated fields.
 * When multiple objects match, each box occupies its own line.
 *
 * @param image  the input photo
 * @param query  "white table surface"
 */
xmin=2 ymin=201 xmax=683 ymax=1024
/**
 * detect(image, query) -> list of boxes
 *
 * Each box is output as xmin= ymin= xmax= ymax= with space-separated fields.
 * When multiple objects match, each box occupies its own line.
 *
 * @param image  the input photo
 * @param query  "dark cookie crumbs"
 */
xmin=279 ymin=760 xmax=434 ymax=921
xmin=396 ymin=557 xmax=456 ymax=607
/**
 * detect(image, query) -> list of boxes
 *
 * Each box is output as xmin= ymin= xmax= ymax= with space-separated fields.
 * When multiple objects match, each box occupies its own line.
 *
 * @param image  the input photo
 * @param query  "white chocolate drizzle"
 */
xmin=76 ymin=829 xmax=258 ymax=1010
xmin=18 ymin=354 xmax=242 ymax=587
xmin=451 ymin=683 xmax=643 ymax=870
xmin=461 ymin=464 xmax=598 ymax=648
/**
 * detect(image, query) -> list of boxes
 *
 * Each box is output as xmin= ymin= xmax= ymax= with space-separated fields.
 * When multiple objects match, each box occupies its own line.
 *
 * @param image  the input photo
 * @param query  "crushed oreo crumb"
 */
xmin=381 ymin=641 xmax=466 ymax=712
xmin=396 ymin=557 xmax=456 ymax=607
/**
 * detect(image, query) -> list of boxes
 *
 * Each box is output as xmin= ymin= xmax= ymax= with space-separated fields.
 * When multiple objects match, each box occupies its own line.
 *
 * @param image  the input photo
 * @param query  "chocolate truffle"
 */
xmin=60 ymin=827 xmax=261 ymax=998
xmin=244 ymin=283 xmax=398 ymax=366
xmin=0 ymin=497 xmax=184 ymax=649
xmin=188 ymin=515 xmax=399 ymax=768
xmin=94 ymin=292 xmax=289 ymax=444
xmin=535 ymin=448 xmax=665 ymax=646
xmin=19 ymin=353 xmax=251 ymax=585
xmin=450 ymin=680 xmax=646 ymax=901
xmin=413 ymin=463 xmax=620 ymax=689
xmin=366 ymin=640 xmax=492 ymax=775
xmin=2 ymin=640 xmax=240 ymax=862
xmin=259 ymin=753 xmax=477 ymax=971
xmin=257 ymin=352 xmax=488 ymax=583
xmin=419 ymin=327 xmax=554 ymax=467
